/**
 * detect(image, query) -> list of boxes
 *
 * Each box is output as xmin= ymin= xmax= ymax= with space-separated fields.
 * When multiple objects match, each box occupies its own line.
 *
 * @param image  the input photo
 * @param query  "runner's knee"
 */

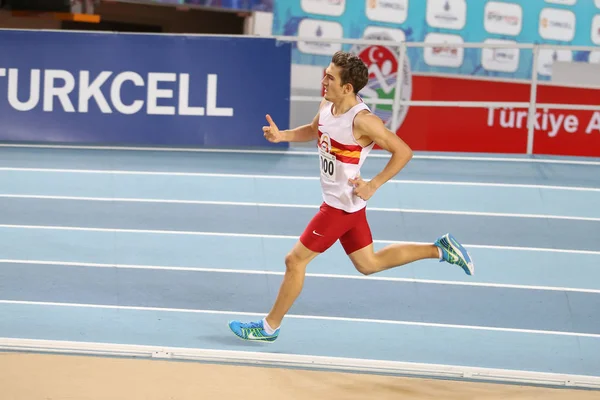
xmin=352 ymin=257 xmax=377 ymax=276
xmin=355 ymin=263 xmax=376 ymax=276
xmin=285 ymin=251 xmax=307 ymax=273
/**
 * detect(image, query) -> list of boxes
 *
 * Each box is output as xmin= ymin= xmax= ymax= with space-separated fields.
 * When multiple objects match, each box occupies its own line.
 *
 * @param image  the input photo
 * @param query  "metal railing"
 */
xmin=273 ymin=35 xmax=600 ymax=155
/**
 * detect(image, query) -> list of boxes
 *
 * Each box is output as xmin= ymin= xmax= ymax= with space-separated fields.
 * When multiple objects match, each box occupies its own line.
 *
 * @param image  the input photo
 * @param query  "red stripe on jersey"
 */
xmin=329 ymin=137 xmax=362 ymax=153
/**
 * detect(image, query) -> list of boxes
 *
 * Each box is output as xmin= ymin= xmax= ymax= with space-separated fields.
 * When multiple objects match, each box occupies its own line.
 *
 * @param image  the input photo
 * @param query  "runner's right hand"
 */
xmin=263 ymin=114 xmax=283 ymax=143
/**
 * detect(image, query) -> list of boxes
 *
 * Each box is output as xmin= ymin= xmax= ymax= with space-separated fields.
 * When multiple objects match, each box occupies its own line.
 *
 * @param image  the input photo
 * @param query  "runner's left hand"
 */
xmin=349 ymin=175 xmax=376 ymax=201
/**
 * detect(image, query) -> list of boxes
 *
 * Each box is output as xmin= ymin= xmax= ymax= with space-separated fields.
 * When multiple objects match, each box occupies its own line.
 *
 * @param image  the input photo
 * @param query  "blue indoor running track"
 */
xmin=0 ymin=144 xmax=599 ymax=390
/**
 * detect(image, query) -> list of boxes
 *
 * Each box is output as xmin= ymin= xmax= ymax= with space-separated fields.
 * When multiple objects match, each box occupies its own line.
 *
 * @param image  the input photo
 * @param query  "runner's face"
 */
xmin=322 ymin=63 xmax=351 ymax=102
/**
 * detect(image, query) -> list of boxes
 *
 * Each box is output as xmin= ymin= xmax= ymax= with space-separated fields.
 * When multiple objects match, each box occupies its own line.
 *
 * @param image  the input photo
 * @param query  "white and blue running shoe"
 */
xmin=228 ymin=319 xmax=280 ymax=342
xmin=434 ymin=233 xmax=475 ymax=276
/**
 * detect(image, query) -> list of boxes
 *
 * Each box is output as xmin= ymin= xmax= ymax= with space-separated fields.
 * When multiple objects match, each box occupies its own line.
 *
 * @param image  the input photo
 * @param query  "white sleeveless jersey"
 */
xmin=317 ymin=98 xmax=375 ymax=213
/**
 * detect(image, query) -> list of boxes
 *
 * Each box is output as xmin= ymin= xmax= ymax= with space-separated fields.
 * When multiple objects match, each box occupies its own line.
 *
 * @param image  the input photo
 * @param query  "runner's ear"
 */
xmin=343 ymin=82 xmax=354 ymax=94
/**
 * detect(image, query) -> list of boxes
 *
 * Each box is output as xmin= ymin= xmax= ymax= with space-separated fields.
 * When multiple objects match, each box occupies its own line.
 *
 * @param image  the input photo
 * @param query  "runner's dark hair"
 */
xmin=331 ymin=51 xmax=369 ymax=94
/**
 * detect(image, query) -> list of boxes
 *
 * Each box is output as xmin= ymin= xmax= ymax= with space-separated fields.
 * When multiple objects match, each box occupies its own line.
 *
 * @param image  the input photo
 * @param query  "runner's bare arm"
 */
xmin=264 ymin=100 xmax=326 ymax=143
xmin=280 ymin=110 xmax=320 ymax=142
xmin=354 ymin=112 xmax=413 ymax=190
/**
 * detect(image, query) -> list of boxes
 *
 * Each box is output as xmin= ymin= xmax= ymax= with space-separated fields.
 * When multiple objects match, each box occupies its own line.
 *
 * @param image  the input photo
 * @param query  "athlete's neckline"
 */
xmin=330 ymin=95 xmax=365 ymax=117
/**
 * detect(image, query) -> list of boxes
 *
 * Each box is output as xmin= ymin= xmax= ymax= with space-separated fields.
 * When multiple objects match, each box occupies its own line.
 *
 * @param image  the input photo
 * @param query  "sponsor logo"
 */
xmin=350 ymin=30 xmax=412 ymax=132
xmin=0 ymin=68 xmax=232 ymax=116
xmin=481 ymin=39 xmax=519 ymax=73
xmin=319 ymin=132 xmax=332 ymax=152
xmin=301 ymin=0 xmax=345 ymax=17
xmin=297 ymin=19 xmax=343 ymax=56
xmin=365 ymin=0 xmax=408 ymax=24
xmin=539 ymin=8 xmax=576 ymax=42
xmin=424 ymin=33 xmax=464 ymax=68
xmin=247 ymin=332 xmax=265 ymax=340
xmin=487 ymin=12 xmax=520 ymax=26
xmin=484 ymin=1 xmax=522 ymax=36
xmin=426 ymin=0 xmax=467 ymax=30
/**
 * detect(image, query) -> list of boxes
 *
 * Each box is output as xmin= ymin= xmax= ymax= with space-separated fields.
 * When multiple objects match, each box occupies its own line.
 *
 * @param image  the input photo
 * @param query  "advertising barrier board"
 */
xmin=0 ymin=30 xmax=291 ymax=148
xmin=392 ymin=74 xmax=600 ymax=156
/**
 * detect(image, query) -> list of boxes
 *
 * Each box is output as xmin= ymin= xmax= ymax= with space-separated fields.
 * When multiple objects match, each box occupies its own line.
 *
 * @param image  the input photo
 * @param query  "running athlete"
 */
xmin=228 ymin=51 xmax=474 ymax=342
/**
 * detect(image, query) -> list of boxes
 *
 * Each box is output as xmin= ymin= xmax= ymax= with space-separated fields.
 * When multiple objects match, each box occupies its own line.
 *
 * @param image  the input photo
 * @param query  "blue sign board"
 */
xmin=0 ymin=30 xmax=291 ymax=148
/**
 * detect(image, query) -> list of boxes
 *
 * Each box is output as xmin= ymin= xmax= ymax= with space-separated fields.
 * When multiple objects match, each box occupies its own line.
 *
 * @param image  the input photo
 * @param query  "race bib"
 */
xmin=319 ymin=147 xmax=336 ymax=182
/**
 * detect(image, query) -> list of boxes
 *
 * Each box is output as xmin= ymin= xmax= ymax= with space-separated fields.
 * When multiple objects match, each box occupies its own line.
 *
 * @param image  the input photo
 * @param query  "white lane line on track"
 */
xmin=1 ymin=143 xmax=600 ymax=166
xmin=1 ymin=194 xmax=598 ymax=222
xmin=1 ymin=258 xmax=599 ymax=294
xmin=1 ymin=223 xmax=599 ymax=255
xmin=1 ymin=167 xmax=600 ymax=192
xmin=1 ymin=299 xmax=599 ymax=338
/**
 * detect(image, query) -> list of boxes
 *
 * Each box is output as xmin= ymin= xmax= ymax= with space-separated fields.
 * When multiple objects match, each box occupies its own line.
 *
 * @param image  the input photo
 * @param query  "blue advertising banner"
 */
xmin=0 ymin=30 xmax=290 ymax=148
xmin=272 ymin=0 xmax=600 ymax=81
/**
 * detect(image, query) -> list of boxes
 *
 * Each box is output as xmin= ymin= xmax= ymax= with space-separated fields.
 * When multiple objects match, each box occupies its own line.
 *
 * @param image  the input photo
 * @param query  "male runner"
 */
xmin=228 ymin=51 xmax=474 ymax=342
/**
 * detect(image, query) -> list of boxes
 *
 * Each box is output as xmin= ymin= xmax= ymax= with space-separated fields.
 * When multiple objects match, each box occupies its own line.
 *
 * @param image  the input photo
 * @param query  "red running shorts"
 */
xmin=299 ymin=202 xmax=373 ymax=255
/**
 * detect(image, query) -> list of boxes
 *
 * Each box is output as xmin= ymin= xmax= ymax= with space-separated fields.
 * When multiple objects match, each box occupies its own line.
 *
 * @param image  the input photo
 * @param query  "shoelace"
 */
xmin=243 ymin=321 xmax=263 ymax=329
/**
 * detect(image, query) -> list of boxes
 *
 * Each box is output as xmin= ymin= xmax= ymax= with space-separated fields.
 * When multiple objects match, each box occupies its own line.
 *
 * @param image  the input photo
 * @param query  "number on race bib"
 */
xmin=319 ymin=148 xmax=336 ymax=182
xmin=322 ymin=157 xmax=334 ymax=175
